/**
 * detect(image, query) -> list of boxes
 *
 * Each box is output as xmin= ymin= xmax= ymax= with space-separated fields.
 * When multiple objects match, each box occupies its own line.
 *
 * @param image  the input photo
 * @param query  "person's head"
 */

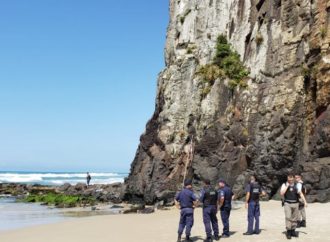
xmin=287 ymin=174 xmax=295 ymax=184
xmin=204 ymin=179 xmax=211 ymax=186
xmin=184 ymin=179 xmax=192 ymax=189
xmin=295 ymin=174 xmax=302 ymax=182
xmin=250 ymin=175 xmax=256 ymax=183
xmin=218 ymin=179 xmax=226 ymax=188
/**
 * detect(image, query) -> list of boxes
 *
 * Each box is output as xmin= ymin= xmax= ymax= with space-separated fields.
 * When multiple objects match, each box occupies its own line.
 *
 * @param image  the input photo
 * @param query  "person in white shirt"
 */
xmin=280 ymin=174 xmax=307 ymax=240
xmin=295 ymin=174 xmax=307 ymax=227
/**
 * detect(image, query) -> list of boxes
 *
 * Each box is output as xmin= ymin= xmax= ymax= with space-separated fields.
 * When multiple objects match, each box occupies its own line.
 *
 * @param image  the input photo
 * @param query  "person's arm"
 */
xmin=260 ymin=186 xmax=266 ymax=197
xmin=296 ymin=184 xmax=308 ymax=208
xmin=218 ymin=190 xmax=224 ymax=207
xmin=192 ymin=193 xmax=199 ymax=208
xmin=299 ymin=192 xmax=308 ymax=208
xmin=175 ymin=192 xmax=181 ymax=209
xmin=245 ymin=192 xmax=250 ymax=209
xmin=280 ymin=183 xmax=288 ymax=196
xmin=245 ymin=185 xmax=250 ymax=209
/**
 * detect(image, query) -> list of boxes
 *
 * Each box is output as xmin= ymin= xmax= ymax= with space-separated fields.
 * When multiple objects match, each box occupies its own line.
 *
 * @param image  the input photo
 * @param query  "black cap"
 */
xmin=184 ymin=179 xmax=192 ymax=186
xmin=218 ymin=178 xmax=226 ymax=184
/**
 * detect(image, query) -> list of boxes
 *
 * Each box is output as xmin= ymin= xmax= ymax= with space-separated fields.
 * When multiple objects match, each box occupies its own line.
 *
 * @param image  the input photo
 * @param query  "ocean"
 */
xmin=0 ymin=196 xmax=66 ymax=231
xmin=0 ymin=171 xmax=127 ymax=186
xmin=0 ymin=171 xmax=128 ymax=231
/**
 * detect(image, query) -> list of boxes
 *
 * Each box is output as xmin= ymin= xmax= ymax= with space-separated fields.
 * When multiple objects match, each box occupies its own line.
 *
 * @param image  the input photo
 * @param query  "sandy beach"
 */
xmin=0 ymin=200 xmax=329 ymax=242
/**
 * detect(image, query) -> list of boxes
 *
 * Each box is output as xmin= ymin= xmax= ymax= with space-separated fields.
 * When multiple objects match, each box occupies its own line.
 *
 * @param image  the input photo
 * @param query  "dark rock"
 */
xmin=138 ymin=207 xmax=155 ymax=214
xmin=58 ymin=183 xmax=71 ymax=192
xmin=110 ymin=205 xmax=124 ymax=209
xmin=123 ymin=204 xmax=145 ymax=214
xmin=124 ymin=0 xmax=330 ymax=203
xmin=74 ymin=183 xmax=87 ymax=191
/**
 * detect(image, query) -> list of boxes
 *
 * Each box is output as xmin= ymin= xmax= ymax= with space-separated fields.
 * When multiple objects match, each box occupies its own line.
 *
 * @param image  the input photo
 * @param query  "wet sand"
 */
xmin=0 ymin=200 xmax=328 ymax=242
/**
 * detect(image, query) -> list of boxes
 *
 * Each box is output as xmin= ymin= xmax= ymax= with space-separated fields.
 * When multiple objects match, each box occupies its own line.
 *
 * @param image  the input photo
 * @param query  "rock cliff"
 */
xmin=125 ymin=0 xmax=330 ymax=204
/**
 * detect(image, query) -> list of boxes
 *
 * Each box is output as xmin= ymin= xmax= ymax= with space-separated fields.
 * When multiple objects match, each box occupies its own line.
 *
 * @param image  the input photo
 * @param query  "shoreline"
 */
xmin=0 ymin=200 xmax=328 ymax=242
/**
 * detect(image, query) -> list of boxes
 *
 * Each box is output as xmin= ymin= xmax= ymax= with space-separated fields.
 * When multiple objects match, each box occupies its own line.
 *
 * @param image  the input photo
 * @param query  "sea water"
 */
xmin=0 ymin=196 xmax=66 ymax=231
xmin=0 ymin=171 xmax=128 ymax=231
xmin=0 ymin=171 xmax=127 ymax=185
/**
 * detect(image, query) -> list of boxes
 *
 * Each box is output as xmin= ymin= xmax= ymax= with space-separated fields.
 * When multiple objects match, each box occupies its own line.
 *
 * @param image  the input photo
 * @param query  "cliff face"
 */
xmin=125 ymin=0 xmax=330 ymax=204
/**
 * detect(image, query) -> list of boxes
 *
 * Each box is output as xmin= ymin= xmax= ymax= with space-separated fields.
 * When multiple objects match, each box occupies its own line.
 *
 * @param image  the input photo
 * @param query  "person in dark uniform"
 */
xmin=218 ymin=179 xmax=233 ymax=238
xmin=175 ymin=179 xmax=198 ymax=242
xmin=243 ymin=175 xmax=266 ymax=235
xmin=295 ymin=174 xmax=307 ymax=228
xmin=200 ymin=179 xmax=219 ymax=241
xmin=86 ymin=172 xmax=91 ymax=186
xmin=280 ymin=174 xmax=307 ymax=239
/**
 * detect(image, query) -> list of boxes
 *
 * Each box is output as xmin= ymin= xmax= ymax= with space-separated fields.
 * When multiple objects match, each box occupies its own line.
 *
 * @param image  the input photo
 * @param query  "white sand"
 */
xmin=0 ymin=200 xmax=329 ymax=242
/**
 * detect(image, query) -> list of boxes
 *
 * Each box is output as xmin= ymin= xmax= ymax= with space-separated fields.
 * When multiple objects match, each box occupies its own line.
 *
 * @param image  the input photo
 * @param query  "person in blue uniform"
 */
xmin=218 ymin=179 xmax=233 ymax=238
xmin=200 ymin=179 xmax=219 ymax=241
xmin=175 ymin=179 xmax=198 ymax=242
xmin=243 ymin=175 xmax=266 ymax=235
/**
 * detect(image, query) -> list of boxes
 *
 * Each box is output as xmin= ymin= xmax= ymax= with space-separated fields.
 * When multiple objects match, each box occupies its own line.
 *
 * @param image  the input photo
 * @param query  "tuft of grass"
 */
xmin=320 ymin=27 xmax=326 ymax=39
xmin=201 ymin=85 xmax=212 ymax=98
xmin=197 ymin=64 xmax=224 ymax=84
xmin=186 ymin=45 xmax=196 ymax=54
xmin=255 ymin=32 xmax=264 ymax=45
xmin=180 ymin=16 xmax=185 ymax=24
xmin=301 ymin=64 xmax=318 ymax=80
xmin=242 ymin=128 xmax=249 ymax=137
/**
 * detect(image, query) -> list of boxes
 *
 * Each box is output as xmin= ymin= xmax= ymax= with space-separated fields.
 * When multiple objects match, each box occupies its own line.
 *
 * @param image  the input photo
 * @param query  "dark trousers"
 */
xmin=247 ymin=201 xmax=260 ymax=233
xmin=220 ymin=207 xmax=231 ymax=236
xmin=178 ymin=208 xmax=194 ymax=236
xmin=203 ymin=205 xmax=219 ymax=238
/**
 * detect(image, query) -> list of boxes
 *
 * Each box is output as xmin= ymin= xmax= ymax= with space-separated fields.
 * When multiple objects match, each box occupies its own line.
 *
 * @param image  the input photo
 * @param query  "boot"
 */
xmin=185 ymin=236 xmax=193 ymax=242
xmin=300 ymin=220 xmax=306 ymax=227
xmin=296 ymin=220 xmax=301 ymax=228
xmin=214 ymin=235 xmax=220 ymax=241
xmin=177 ymin=234 xmax=181 ymax=242
xmin=291 ymin=229 xmax=299 ymax=237
xmin=286 ymin=230 xmax=292 ymax=240
xmin=204 ymin=237 xmax=212 ymax=242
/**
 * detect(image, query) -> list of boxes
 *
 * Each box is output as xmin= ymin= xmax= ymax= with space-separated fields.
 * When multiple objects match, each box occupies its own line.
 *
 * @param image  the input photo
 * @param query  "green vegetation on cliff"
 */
xmin=197 ymin=34 xmax=249 ymax=95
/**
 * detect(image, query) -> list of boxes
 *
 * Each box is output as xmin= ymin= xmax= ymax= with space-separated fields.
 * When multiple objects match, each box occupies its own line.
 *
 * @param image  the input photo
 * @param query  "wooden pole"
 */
xmin=183 ymin=135 xmax=194 ymax=184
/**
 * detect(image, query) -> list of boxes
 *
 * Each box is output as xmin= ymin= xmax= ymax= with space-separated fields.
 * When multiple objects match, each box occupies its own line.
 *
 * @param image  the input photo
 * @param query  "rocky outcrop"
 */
xmin=125 ymin=0 xmax=330 ymax=203
xmin=0 ymin=183 xmax=125 ymax=204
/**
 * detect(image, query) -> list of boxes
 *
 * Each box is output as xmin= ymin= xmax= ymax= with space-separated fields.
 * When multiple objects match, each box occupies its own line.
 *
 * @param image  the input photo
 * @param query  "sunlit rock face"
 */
xmin=125 ymin=0 xmax=330 ymax=204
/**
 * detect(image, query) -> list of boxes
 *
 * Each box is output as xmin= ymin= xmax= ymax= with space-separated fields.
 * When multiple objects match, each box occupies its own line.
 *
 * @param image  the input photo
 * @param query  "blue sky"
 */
xmin=0 ymin=0 xmax=169 ymax=172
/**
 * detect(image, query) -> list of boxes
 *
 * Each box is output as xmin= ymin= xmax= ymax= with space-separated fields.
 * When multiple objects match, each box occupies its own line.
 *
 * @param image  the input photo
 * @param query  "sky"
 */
xmin=0 ymin=0 xmax=169 ymax=172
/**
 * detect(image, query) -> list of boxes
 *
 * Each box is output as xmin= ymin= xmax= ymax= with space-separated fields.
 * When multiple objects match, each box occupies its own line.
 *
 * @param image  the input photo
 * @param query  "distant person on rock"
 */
xmin=200 ymin=179 xmax=219 ymax=241
xmin=295 ymin=174 xmax=307 ymax=228
xmin=243 ymin=175 xmax=266 ymax=236
xmin=86 ymin=172 xmax=91 ymax=186
xmin=175 ymin=179 xmax=198 ymax=242
xmin=280 ymin=174 xmax=307 ymax=240
xmin=218 ymin=179 xmax=233 ymax=238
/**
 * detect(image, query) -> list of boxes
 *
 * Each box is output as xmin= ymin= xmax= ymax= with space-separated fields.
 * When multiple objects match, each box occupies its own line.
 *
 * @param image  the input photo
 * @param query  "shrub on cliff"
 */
xmin=197 ymin=34 xmax=249 ymax=91
xmin=196 ymin=64 xmax=224 ymax=85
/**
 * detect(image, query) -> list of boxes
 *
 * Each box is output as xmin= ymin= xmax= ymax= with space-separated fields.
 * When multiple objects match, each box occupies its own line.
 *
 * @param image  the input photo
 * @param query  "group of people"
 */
xmin=175 ymin=174 xmax=308 ymax=241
